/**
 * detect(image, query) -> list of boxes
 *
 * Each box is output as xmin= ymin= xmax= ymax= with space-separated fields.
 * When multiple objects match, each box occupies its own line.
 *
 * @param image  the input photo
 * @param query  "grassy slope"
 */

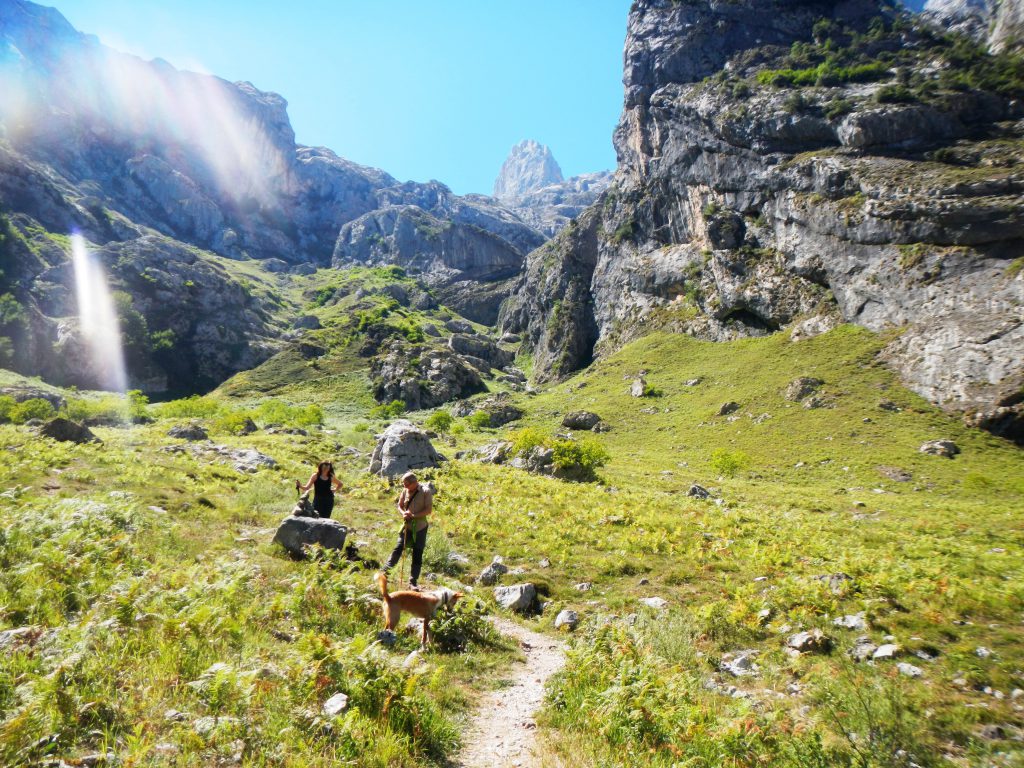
xmin=0 ymin=324 xmax=1021 ymax=766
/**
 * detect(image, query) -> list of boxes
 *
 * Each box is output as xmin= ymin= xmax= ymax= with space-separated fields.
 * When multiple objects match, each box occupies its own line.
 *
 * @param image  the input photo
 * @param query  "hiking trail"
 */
xmin=453 ymin=616 xmax=566 ymax=768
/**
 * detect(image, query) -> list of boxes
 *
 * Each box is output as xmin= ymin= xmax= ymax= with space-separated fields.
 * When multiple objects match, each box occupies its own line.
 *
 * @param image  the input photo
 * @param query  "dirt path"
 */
xmin=453 ymin=616 xmax=566 ymax=768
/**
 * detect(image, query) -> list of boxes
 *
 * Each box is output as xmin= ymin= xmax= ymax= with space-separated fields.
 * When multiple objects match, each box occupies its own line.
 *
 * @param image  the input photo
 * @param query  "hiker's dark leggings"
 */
xmin=313 ymin=493 xmax=334 ymax=518
xmin=384 ymin=526 xmax=428 ymax=585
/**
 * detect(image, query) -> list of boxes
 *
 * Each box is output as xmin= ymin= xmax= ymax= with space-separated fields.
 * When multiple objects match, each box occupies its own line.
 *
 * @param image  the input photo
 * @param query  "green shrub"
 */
xmin=466 ymin=411 xmax=491 ymax=430
xmin=875 ymin=84 xmax=916 ymax=104
xmin=551 ymin=438 xmax=609 ymax=479
xmin=154 ymin=395 xmax=222 ymax=419
xmin=370 ymin=399 xmax=406 ymax=419
xmin=825 ymin=98 xmax=855 ymax=119
xmin=510 ymin=427 xmax=548 ymax=455
xmin=709 ymin=448 xmax=749 ymax=476
xmin=9 ymin=397 xmax=55 ymax=424
xmin=212 ymin=410 xmax=257 ymax=435
xmin=610 ymin=220 xmax=636 ymax=245
xmin=0 ymin=395 xmax=15 ymax=422
xmin=424 ymin=410 xmax=454 ymax=433
xmin=254 ymin=398 xmax=324 ymax=428
xmin=126 ymin=390 xmax=150 ymax=422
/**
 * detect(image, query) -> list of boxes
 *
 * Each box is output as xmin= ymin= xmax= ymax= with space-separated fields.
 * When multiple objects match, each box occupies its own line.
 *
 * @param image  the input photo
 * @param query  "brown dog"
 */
xmin=376 ymin=572 xmax=462 ymax=646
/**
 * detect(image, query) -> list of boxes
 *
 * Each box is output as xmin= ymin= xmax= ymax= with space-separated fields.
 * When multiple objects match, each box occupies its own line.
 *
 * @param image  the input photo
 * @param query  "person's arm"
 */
xmin=297 ymin=471 xmax=317 ymax=492
xmin=332 ymin=476 xmax=342 ymax=492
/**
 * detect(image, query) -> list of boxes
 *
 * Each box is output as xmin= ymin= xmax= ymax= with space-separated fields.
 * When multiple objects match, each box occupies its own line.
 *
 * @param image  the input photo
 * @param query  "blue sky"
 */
xmin=52 ymin=1 xmax=629 ymax=195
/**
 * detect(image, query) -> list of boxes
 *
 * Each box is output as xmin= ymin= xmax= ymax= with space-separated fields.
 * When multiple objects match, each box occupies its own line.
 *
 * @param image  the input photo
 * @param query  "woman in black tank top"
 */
xmin=297 ymin=461 xmax=342 ymax=518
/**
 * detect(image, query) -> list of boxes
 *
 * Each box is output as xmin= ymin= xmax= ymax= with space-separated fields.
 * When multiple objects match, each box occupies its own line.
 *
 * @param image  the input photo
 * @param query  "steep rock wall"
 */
xmin=501 ymin=0 xmax=1024 ymax=441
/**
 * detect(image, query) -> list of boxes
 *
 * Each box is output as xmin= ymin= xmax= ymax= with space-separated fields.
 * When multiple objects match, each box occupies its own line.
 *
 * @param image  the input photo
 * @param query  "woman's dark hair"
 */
xmin=317 ymin=461 xmax=334 ymax=477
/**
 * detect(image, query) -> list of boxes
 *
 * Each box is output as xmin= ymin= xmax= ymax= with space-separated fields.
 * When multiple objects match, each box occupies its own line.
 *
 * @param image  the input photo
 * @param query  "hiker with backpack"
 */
xmin=296 ymin=461 xmax=342 ymax=518
xmin=382 ymin=471 xmax=432 ymax=589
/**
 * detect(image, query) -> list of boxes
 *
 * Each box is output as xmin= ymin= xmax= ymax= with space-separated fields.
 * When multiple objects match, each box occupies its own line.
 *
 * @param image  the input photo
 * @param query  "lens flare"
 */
xmin=70 ymin=234 xmax=128 ymax=393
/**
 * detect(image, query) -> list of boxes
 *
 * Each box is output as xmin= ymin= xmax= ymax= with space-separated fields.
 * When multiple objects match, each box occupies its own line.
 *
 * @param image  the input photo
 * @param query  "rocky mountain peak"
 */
xmin=493 ymin=140 xmax=564 ymax=200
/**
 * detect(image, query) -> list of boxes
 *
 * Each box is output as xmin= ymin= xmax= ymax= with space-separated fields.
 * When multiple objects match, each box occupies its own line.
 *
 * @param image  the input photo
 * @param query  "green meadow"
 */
xmin=0 ymin=295 xmax=1021 ymax=766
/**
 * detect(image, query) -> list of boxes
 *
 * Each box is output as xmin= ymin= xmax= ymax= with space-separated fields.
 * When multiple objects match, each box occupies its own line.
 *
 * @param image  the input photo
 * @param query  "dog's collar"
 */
xmin=438 ymin=588 xmax=454 ymax=608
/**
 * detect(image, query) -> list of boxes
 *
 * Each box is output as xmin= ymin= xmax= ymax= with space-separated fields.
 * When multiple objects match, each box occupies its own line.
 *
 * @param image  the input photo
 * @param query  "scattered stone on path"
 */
xmin=976 ymin=646 xmax=994 ymax=659
xmin=272 ymin=516 xmax=347 ymax=558
xmin=322 ymin=693 xmax=349 ymax=716
xmin=38 ymin=417 xmax=99 ymax=444
xmin=494 ymin=583 xmax=537 ymax=614
xmin=554 ymin=610 xmax=578 ymax=630
xmin=919 ymin=439 xmax=960 ymax=458
xmin=456 ymin=616 xmax=565 ymax=768
xmin=561 ymin=410 xmax=602 ymax=430
xmin=718 ymin=401 xmax=740 ymax=416
xmin=167 ymin=422 xmax=209 ymax=441
xmin=478 ymin=556 xmax=509 ymax=585
xmin=376 ymin=630 xmax=397 ymax=646
xmin=368 ymin=419 xmax=443 ymax=477
xmin=878 ymin=400 xmax=901 ymax=412
xmin=684 ymin=377 xmax=702 ymax=386
xmin=687 ymin=483 xmax=710 ymax=499
xmin=574 ymin=582 xmax=592 ymax=592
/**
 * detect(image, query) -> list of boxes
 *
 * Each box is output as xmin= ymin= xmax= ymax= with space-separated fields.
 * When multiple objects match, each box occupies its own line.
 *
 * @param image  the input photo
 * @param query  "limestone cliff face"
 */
xmin=501 ymin=0 xmax=1024 ymax=441
xmin=924 ymin=0 xmax=1023 ymax=52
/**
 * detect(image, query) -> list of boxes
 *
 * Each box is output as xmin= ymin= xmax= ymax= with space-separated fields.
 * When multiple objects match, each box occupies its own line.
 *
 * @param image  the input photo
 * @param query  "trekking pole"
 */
xmin=398 ymin=523 xmax=408 ymax=588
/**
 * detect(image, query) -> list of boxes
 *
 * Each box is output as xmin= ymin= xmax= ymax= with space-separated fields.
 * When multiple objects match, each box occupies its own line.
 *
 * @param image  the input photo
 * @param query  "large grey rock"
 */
xmin=0 ymin=387 xmax=66 ymax=410
xmin=494 ymin=583 xmax=537 ymax=613
xmin=785 ymin=377 xmax=824 ymax=402
xmin=167 ymin=422 xmax=209 ymax=441
xmin=37 ymin=417 xmax=99 ymax=444
xmin=787 ymin=629 xmax=833 ymax=654
xmin=477 ymin=441 xmax=513 ymax=465
xmin=478 ymin=557 xmax=509 ymax=586
xmin=448 ymin=334 xmax=514 ymax=369
xmin=272 ymin=516 xmax=348 ymax=557
xmin=471 ymin=394 xmax=524 ymax=427
xmin=554 ymin=609 xmax=579 ymax=630
xmin=561 ymin=411 xmax=602 ymax=430
xmin=368 ymin=420 xmax=443 ymax=477
xmin=371 ymin=344 xmax=485 ymax=410
xmin=919 ymin=440 xmax=960 ymax=458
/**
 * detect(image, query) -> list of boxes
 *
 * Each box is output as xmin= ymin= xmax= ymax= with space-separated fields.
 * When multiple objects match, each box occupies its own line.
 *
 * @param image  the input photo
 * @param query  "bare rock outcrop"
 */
xmin=500 ymin=0 xmax=1024 ymax=441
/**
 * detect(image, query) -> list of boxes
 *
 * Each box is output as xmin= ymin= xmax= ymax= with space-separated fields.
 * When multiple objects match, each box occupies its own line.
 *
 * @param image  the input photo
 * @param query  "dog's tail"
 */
xmin=376 ymin=571 xmax=390 ymax=602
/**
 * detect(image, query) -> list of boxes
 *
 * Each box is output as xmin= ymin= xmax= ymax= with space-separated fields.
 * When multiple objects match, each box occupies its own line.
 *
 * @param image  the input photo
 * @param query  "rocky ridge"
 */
xmin=0 ymin=0 xmax=554 ymax=390
xmin=493 ymin=140 xmax=613 ymax=237
xmin=500 ymin=0 xmax=1024 ymax=442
